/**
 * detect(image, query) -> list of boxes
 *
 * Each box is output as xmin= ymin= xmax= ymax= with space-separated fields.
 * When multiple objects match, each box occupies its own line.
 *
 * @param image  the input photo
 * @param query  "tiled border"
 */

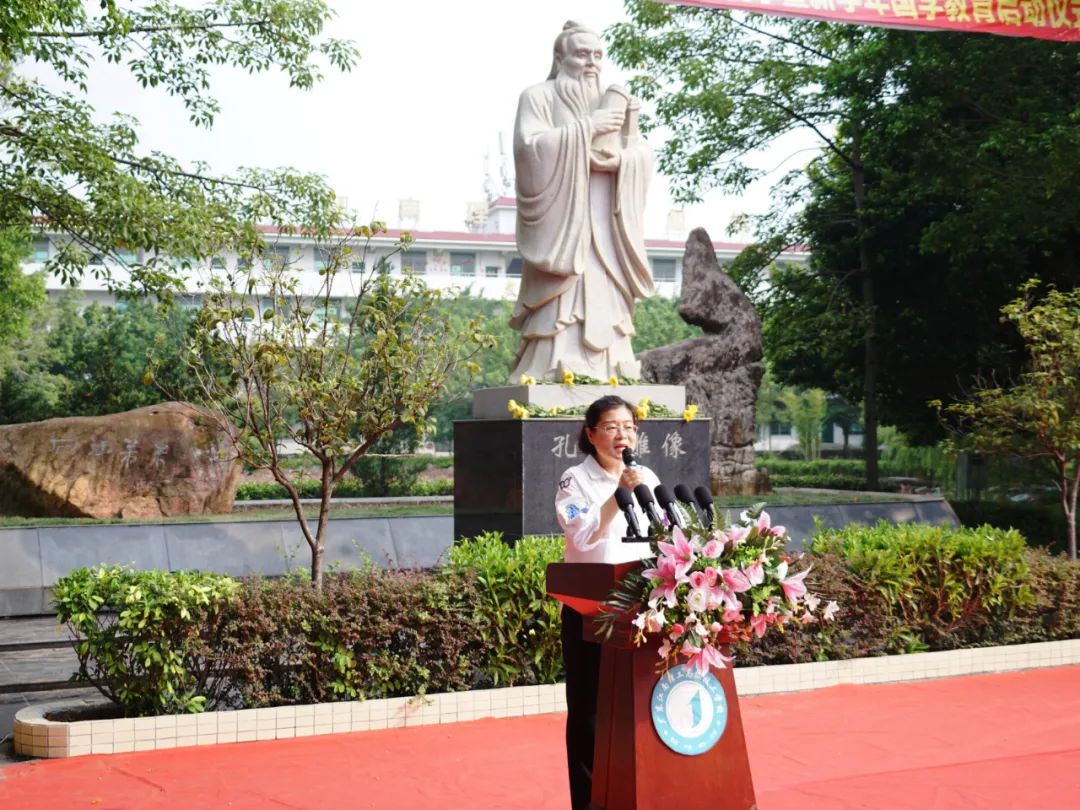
xmin=15 ymin=639 xmax=1080 ymax=759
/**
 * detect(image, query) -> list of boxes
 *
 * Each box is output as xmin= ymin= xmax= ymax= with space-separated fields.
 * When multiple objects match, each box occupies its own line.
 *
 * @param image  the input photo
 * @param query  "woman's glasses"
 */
xmin=597 ymin=422 xmax=638 ymax=436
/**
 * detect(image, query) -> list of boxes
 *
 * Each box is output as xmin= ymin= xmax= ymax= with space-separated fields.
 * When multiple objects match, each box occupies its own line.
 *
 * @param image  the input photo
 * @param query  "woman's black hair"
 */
xmin=577 ymin=395 xmax=639 ymax=457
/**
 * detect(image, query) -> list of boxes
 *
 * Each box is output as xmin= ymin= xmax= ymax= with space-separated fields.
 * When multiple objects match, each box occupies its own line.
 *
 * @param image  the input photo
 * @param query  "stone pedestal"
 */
xmin=472 ymin=385 xmax=686 ymax=419
xmin=453 ymin=418 xmax=710 ymax=541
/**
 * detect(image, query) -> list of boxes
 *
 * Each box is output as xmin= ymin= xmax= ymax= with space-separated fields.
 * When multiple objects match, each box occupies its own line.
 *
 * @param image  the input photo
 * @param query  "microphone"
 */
xmin=614 ymin=486 xmax=644 ymax=540
xmin=622 ymin=447 xmax=638 ymax=467
xmin=674 ymin=483 xmax=703 ymax=525
xmin=654 ymin=484 xmax=686 ymax=530
xmin=634 ymin=483 xmax=667 ymax=531
xmin=693 ymin=486 xmax=715 ymax=530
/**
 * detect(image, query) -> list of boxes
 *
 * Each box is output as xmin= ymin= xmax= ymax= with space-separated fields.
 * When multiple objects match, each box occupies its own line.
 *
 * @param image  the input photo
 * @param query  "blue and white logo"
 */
xmin=650 ymin=664 xmax=728 ymax=756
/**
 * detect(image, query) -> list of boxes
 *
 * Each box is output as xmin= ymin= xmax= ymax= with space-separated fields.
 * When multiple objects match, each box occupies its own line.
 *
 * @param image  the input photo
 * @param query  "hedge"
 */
xmin=235 ymin=477 xmax=452 ymax=501
xmin=55 ymin=524 xmax=1080 ymax=717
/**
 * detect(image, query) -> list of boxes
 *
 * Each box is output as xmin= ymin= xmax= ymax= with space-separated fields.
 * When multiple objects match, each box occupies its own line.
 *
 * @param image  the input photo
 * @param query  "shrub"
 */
xmin=53 ymin=566 xmax=238 ymax=716
xmin=216 ymin=568 xmax=484 ymax=707
xmin=809 ymin=521 xmax=1032 ymax=650
xmin=446 ymin=532 xmax=565 ymax=686
xmin=735 ymin=552 xmax=896 ymax=666
xmin=952 ymin=500 xmax=1067 ymax=554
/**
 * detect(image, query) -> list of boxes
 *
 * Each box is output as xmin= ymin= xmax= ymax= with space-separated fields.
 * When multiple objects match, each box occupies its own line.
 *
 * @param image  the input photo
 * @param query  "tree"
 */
xmin=1 ymin=1 xmax=356 ymax=291
xmin=0 ymin=293 xmax=217 ymax=424
xmin=746 ymin=31 xmax=1080 ymax=444
xmin=937 ymin=280 xmax=1080 ymax=560
xmin=0 ymin=227 xmax=44 ymax=367
xmin=177 ymin=226 xmax=494 ymax=587
xmin=608 ymin=5 xmax=908 ymax=488
xmin=779 ymin=386 xmax=827 ymax=461
xmin=631 ymin=294 xmax=703 ymax=354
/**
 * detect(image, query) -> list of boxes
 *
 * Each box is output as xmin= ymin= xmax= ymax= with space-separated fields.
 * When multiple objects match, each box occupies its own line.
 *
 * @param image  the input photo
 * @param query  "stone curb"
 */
xmin=15 ymin=639 xmax=1080 ymax=759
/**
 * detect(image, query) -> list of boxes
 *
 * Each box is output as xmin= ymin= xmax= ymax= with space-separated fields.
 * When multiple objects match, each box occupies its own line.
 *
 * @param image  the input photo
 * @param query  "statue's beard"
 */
xmin=554 ymin=71 xmax=602 ymax=120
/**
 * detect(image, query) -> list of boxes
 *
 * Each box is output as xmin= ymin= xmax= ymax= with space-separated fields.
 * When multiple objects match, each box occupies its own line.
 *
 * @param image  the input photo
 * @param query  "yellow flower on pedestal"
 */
xmin=636 ymin=396 xmax=651 ymax=420
xmin=562 ymin=369 xmax=575 ymax=386
xmin=683 ymin=404 xmax=699 ymax=422
xmin=507 ymin=399 xmax=528 ymax=419
xmin=520 ymin=375 xmax=536 ymax=386
xmin=608 ymin=375 xmax=619 ymax=386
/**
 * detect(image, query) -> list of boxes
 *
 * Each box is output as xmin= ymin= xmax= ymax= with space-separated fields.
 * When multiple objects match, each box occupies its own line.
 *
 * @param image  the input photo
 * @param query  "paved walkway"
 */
xmin=1 ymin=666 xmax=1078 ymax=808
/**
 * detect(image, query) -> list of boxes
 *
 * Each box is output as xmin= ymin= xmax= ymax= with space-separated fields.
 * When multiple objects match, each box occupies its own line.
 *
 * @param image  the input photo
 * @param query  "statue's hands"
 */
xmin=591 ymin=108 xmax=625 ymax=135
xmin=590 ymin=148 xmax=621 ymax=172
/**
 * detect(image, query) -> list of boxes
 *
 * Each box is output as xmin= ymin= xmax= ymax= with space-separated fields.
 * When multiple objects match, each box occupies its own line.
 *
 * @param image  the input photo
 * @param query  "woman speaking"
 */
xmin=555 ymin=395 xmax=658 ymax=810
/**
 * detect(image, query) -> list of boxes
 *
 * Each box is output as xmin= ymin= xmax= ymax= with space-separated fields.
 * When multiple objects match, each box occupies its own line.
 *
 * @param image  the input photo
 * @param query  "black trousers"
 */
xmin=561 ymin=605 xmax=602 ymax=810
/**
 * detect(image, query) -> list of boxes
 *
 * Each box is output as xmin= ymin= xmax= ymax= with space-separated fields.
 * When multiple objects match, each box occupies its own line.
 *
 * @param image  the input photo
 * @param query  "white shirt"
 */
xmin=555 ymin=454 xmax=660 ymax=564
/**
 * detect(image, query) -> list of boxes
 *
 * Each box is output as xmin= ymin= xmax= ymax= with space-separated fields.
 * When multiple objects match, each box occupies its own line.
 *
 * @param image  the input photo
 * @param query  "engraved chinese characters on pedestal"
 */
xmin=509 ymin=20 xmax=655 ymax=383
xmin=0 ymin=402 xmax=239 ymax=519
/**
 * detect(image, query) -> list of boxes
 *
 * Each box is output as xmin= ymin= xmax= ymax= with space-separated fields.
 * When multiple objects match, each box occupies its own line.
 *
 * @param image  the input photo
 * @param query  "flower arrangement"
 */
xmin=504 ymin=396 xmax=687 ymax=420
xmin=599 ymin=504 xmax=837 ymax=675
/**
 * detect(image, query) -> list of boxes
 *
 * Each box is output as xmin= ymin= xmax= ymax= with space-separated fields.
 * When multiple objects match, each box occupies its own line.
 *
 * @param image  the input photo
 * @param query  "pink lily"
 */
xmin=722 ymin=608 xmax=743 ymax=624
xmin=701 ymin=538 xmax=723 ymax=557
xmin=823 ymin=600 xmax=839 ymax=621
xmin=642 ymin=555 xmax=682 ymax=608
xmin=681 ymin=640 xmax=731 ymax=675
xmin=749 ymin=613 xmax=769 ymax=638
xmin=745 ymin=559 xmax=765 ymax=586
xmin=727 ymin=525 xmax=751 ymax=547
xmin=657 ymin=526 xmax=696 ymax=578
xmin=780 ymin=567 xmax=811 ymax=603
xmin=722 ymin=566 xmax=752 ymax=593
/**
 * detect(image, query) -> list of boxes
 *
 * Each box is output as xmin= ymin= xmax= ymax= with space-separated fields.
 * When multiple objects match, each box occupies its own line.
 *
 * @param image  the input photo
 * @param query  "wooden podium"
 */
xmin=547 ymin=562 xmax=758 ymax=810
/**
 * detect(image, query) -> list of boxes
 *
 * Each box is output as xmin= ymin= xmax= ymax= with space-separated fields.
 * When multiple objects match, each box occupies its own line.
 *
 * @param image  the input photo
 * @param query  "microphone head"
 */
xmin=614 ymin=486 xmax=636 ymax=511
xmin=693 ymin=485 xmax=714 ymax=509
xmin=633 ymin=482 xmax=655 ymax=507
xmin=654 ymin=484 xmax=676 ymax=509
xmin=621 ymin=447 xmax=636 ymax=466
xmin=674 ymin=483 xmax=695 ymax=505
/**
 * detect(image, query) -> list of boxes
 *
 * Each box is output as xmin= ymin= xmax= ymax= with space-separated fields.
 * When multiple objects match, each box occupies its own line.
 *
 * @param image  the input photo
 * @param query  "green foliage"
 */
xmin=1 ymin=0 xmax=356 ymax=291
xmin=779 ymin=387 xmax=827 ymax=460
xmin=52 ymin=566 xmax=238 ymax=716
xmin=0 ymin=293 xmax=220 ymax=424
xmin=631 ymin=294 xmax=703 ymax=353
xmin=952 ymin=501 xmax=1068 ymax=556
xmin=445 ymin=533 xmax=565 ymax=687
xmin=0 ymin=227 xmax=45 ymax=365
xmin=810 ymin=522 xmax=1031 ymax=651
xmin=181 ymin=229 xmax=493 ymax=585
xmin=216 ymin=569 xmax=483 ymax=706
xmin=757 ymin=455 xmax=952 ymax=490
xmin=234 ymin=475 xmax=452 ymax=501
xmin=938 ymin=280 xmax=1080 ymax=558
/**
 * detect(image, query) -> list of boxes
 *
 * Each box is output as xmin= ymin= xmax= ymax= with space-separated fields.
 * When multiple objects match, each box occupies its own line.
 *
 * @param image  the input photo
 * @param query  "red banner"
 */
xmin=660 ymin=0 xmax=1080 ymax=42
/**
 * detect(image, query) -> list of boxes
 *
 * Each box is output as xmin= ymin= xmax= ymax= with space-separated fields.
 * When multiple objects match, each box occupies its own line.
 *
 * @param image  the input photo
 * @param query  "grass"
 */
xmin=0 ymin=501 xmax=452 ymax=528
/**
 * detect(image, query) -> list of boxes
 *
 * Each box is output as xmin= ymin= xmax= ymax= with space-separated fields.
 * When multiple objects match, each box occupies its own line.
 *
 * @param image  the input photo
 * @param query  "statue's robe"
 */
xmin=510 ymin=80 xmax=655 ymax=382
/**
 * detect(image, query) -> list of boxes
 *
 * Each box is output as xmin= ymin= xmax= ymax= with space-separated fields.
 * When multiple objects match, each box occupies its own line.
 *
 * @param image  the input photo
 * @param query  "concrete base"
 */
xmin=471 ymin=384 xmax=686 ymax=419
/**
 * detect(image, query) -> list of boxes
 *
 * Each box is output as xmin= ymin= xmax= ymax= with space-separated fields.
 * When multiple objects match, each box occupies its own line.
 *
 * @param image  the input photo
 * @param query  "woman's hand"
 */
xmin=619 ymin=465 xmax=643 ymax=492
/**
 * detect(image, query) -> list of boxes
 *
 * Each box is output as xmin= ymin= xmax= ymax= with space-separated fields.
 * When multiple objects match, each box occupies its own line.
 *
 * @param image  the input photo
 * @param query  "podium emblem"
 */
xmin=650 ymin=664 xmax=728 ymax=756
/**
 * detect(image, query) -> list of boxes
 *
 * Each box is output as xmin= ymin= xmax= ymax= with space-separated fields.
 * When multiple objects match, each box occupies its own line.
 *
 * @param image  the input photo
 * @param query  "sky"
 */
xmin=44 ymin=0 xmax=809 ymax=240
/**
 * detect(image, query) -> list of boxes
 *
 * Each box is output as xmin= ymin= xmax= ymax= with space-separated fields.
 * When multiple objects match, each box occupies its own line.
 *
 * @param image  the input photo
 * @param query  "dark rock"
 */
xmin=639 ymin=228 xmax=769 ymax=495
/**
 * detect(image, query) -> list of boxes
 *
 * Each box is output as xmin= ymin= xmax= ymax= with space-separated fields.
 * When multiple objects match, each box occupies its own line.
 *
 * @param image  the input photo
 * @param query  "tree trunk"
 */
xmin=851 ymin=139 xmax=879 ymax=491
xmin=310 ymin=463 xmax=335 ymax=590
xmin=1064 ymin=458 xmax=1079 ymax=561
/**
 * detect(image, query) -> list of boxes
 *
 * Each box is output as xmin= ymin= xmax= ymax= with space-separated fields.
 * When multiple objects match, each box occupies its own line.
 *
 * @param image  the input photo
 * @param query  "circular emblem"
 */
xmin=650 ymin=664 xmax=728 ymax=756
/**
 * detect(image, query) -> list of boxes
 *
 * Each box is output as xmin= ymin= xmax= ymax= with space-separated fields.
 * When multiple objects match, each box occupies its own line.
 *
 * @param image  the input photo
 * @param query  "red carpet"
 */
xmin=2 ymin=665 xmax=1078 ymax=809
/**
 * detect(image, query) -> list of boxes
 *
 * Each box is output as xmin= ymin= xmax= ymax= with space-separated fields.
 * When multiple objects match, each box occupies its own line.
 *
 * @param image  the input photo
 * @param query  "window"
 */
xmin=485 ymin=265 xmax=499 ymax=278
xmin=401 ymin=250 xmax=427 ymax=274
xmin=32 ymin=237 xmax=50 ymax=263
xmin=651 ymin=258 xmax=677 ymax=283
xmin=315 ymin=248 xmax=332 ymax=271
xmin=210 ymin=257 xmax=226 ymax=269
xmin=769 ymin=420 xmax=792 ymax=436
xmin=449 ymin=252 xmax=476 ymax=277
xmin=506 ymin=257 xmax=523 ymax=278
xmin=265 ymin=245 xmax=290 ymax=268
xmin=116 ymin=247 xmax=139 ymax=265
